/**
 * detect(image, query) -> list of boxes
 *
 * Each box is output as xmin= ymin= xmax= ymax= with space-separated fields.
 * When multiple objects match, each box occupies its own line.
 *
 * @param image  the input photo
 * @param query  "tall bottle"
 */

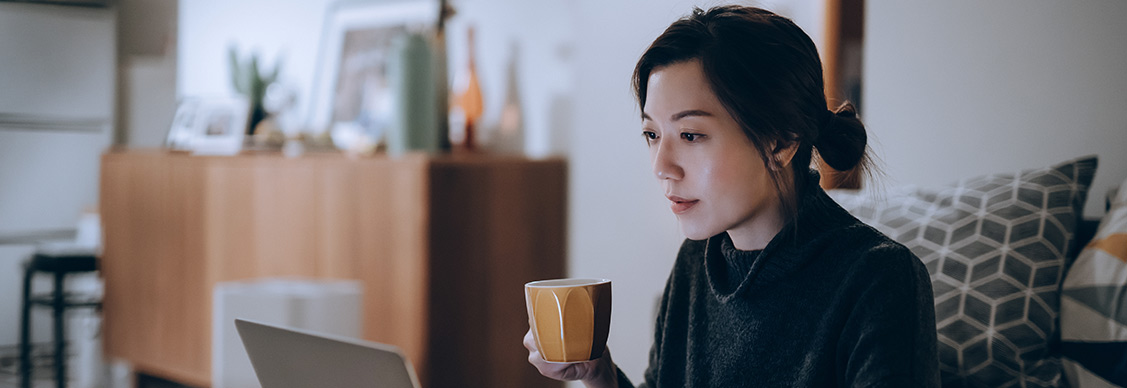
xmin=434 ymin=0 xmax=453 ymax=152
xmin=493 ymin=41 xmax=523 ymax=155
xmin=452 ymin=25 xmax=483 ymax=151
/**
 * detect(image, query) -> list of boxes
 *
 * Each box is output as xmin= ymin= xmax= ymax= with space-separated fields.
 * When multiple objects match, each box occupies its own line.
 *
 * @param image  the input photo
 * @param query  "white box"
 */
xmin=212 ymin=278 xmax=362 ymax=388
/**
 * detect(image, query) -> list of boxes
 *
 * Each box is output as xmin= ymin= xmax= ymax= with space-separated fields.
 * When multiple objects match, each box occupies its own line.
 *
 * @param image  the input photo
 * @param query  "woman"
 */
xmin=523 ymin=5 xmax=939 ymax=388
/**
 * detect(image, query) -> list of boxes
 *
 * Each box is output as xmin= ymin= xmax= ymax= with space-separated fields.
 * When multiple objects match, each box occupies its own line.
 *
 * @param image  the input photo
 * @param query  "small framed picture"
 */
xmin=165 ymin=97 xmax=250 ymax=155
xmin=308 ymin=0 xmax=439 ymax=132
xmin=166 ymin=98 xmax=201 ymax=150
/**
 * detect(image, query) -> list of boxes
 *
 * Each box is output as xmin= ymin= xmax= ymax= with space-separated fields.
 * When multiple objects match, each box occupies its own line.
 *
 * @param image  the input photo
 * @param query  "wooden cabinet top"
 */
xmin=103 ymin=148 xmax=567 ymax=168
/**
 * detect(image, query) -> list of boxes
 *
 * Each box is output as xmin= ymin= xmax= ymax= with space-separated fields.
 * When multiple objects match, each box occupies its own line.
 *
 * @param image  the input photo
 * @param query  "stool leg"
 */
xmin=53 ymin=272 xmax=67 ymax=388
xmin=19 ymin=264 xmax=33 ymax=388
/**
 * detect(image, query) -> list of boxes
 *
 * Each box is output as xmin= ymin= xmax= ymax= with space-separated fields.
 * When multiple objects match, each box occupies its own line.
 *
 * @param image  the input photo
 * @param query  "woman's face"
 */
xmin=642 ymin=60 xmax=785 ymax=247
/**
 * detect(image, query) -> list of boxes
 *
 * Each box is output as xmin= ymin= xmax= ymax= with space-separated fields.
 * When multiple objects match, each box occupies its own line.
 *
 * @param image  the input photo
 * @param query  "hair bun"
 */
xmin=814 ymin=102 xmax=867 ymax=172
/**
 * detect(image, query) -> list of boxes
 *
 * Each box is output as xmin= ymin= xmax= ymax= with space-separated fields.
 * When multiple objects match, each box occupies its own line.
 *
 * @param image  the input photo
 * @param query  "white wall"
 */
xmin=118 ymin=0 xmax=178 ymax=148
xmin=178 ymin=0 xmax=334 ymax=123
xmin=864 ymin=1 xmax=1127 ymax=217
xmin=121 ymin=55 xmax=178 ymax=148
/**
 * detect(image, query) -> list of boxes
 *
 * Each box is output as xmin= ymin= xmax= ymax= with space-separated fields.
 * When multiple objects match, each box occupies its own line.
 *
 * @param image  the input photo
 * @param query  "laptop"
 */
xmin=235 ymin=319 xmax=421 ymax=388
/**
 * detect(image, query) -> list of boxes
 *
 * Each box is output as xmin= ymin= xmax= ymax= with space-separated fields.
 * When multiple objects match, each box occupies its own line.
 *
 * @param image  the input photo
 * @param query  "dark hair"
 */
xmin=633 ymin=5 xmax=869 ymax=220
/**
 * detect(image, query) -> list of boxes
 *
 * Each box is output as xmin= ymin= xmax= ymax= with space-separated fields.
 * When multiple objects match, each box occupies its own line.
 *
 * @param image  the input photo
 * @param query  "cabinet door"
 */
xmin=0 ymin=3 xmax=115 ymax=235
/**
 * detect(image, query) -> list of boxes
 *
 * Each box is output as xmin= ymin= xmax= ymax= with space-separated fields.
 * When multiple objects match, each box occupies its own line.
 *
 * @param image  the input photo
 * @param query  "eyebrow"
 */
xmin=641 ymin=109 xmax=715 ymax=122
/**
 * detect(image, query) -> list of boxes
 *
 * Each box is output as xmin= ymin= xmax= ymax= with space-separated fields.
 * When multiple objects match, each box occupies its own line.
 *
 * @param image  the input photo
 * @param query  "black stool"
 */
xmin=19 ymin=252 xmax=102 ymax=388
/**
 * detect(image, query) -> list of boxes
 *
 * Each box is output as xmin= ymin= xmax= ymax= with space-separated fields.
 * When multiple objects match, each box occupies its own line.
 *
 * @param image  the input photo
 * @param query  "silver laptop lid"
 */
xmin=235 ymin=319 xmax=421 ymax=388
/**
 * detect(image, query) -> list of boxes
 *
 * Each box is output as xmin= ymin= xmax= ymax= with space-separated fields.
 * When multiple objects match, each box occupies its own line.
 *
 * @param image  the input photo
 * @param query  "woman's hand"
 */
xmin=524 ymin=329 xmax=619 ymax=388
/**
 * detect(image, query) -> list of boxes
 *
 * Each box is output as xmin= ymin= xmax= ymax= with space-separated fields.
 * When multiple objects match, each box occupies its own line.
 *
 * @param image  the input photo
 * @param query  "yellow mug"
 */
xmin=525 ymin=278 xmax=612 ymax=363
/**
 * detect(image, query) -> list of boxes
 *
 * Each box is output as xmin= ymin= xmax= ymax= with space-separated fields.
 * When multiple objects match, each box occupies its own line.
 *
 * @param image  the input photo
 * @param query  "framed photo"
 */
xmin=166 ymin=98 xmax=201 ymax=150
xmin=308 ymin=0 xmax=439 ymax=133
xmin=165 ymin=97 xmax=250 ymax=155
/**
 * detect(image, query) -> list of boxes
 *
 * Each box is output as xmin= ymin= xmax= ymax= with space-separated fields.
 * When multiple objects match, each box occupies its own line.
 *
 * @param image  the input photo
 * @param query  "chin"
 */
xmin=678 ymin=221 xmax=720 ymax=241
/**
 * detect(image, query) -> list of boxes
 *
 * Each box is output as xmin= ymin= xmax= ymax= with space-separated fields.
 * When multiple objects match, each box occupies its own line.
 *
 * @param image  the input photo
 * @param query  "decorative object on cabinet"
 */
xmin=309 ymin=0 xmax=440 ymax=145
xmin=228 ymin=46 xmax=280 ymax=135
xmin=386 ymin=31 xmax=439 ymax=156
xmin=165 ymin=98 xmax=201 ymax=151
xmin=489 ymin=41 xmax=524 ymax=155
xmin=165 ymin=97 xmax=250 ymax=156
xmin=448 ymin=25 xmax=483 ymax=152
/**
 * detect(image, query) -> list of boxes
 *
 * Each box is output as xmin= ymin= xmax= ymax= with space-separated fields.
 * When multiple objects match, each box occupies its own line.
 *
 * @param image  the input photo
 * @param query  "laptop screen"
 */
xmin=235 ymin=319 xmax=420 ymax=388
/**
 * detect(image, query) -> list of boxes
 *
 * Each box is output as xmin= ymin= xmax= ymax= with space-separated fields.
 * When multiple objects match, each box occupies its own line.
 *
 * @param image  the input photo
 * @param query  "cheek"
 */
xmin=709 ymin=156 xmax=776 ymax=217
xmin=706 ymin=153 xmax=764 ymax=196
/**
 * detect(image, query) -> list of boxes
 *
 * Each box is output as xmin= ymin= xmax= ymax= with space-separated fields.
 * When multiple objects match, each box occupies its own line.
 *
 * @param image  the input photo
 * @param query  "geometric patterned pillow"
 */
xmin=1061 ymin=177 xmax=1127 ymax=388
xmin=832 ymin=156 xmax=1098 ymax=388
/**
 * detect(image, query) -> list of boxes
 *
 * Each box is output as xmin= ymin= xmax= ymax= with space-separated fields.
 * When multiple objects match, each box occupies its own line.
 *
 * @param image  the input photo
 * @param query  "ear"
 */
xmin=769 ymin=141 xmax=799 ymax=170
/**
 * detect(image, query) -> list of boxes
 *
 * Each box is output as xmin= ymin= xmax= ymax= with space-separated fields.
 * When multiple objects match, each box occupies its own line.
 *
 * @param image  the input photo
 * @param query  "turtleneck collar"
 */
xmin=717 ymin=233 xmax=762 ymax=294
xmin=703 ymin=170 xmax=858 ymax=302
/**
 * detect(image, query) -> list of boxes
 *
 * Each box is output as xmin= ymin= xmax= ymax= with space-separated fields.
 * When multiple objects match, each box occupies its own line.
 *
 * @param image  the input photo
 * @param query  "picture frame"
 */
xmin=308 ymin=0 xmax=440 ymax=133
xmin=166 ymin=98 xmax=201 ymax=151
xmin=165 ymin=97 xmax=250 ymax=156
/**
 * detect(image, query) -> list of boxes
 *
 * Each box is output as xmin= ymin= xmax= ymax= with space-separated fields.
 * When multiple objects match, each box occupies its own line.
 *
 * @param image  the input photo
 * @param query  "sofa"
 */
xmin=830 ymin=156 xmax=1126 ymax=388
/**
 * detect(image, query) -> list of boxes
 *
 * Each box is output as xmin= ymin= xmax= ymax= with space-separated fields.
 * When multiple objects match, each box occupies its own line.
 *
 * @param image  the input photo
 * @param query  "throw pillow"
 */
xmin=1061 ymin=177 xmax=1127 ymax=387
xmin=831 ymin=156 xmax=1098 ymax=388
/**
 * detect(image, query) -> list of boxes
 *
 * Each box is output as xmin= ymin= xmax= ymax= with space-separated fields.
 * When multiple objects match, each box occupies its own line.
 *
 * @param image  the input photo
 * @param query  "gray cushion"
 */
xmin=831 ymin=156 xmax=1097 ymax=388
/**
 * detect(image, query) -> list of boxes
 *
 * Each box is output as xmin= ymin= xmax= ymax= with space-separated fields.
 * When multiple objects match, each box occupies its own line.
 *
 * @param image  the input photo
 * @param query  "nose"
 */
xmin=652 ymin=138 xmax=683 ymax=181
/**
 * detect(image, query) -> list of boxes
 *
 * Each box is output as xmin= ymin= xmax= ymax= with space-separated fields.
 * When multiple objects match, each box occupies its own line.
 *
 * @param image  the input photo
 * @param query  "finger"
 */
xmin=523 ymin=329 xmax=536 ymax=351
xmin=532 ymin=355 xmax=566 ymax=376
xmin=528 ymin=348 xmax=555 ymax=367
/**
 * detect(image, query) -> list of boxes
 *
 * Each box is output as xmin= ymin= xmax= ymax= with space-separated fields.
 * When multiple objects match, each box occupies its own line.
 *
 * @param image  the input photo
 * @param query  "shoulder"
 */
xmin=796 ymin=192 xmax=918 ymax=271
xmin=830 ymin=223 xmax=931 ymax=287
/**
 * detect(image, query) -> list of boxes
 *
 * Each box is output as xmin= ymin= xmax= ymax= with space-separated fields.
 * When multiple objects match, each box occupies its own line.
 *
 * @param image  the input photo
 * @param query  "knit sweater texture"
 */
xmin=616 ymin=181 xmax=940 ymax=387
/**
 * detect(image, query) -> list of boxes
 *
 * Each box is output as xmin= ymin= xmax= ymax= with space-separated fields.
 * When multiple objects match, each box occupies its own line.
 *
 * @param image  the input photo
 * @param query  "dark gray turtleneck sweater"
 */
xmin=615 ymin=182 xmax=939 ymax=387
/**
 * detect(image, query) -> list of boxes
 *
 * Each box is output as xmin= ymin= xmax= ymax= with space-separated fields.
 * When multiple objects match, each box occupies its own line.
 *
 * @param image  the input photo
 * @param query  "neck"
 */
xmin=725 ymin=203 xmax=786 ymax=251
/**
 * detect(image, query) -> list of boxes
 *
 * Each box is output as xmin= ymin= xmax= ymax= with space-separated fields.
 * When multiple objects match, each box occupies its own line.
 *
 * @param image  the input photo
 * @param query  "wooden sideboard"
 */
xmin=99 ymin=150 xmax=566 ymax=388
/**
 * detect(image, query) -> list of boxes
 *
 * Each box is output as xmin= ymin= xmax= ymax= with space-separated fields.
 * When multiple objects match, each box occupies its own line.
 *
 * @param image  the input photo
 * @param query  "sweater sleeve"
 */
xmin=835 ymin=242 xmax=940 ymax=388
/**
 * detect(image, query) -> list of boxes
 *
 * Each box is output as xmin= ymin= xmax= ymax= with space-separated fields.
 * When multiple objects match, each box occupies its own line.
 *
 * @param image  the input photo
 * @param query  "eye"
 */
xmin=642 ymin=130 xmax=658 ymax=144
xmin=680 ymin=132 xmax=705 ymax=142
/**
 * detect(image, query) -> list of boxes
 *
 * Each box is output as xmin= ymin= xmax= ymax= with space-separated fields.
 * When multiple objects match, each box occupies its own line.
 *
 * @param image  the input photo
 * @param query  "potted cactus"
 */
xmin=228 ymin=46 xmax=280 ymax=135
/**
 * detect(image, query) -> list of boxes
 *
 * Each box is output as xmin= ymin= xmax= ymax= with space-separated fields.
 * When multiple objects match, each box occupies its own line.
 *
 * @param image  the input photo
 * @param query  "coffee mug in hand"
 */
xmin=525 ymin=278 xmax=611 ymax=363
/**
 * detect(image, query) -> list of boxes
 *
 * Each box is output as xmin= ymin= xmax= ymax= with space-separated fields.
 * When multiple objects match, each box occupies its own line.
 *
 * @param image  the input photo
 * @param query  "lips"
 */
xmin=667 ymin=195 xmax=699 ymax=214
